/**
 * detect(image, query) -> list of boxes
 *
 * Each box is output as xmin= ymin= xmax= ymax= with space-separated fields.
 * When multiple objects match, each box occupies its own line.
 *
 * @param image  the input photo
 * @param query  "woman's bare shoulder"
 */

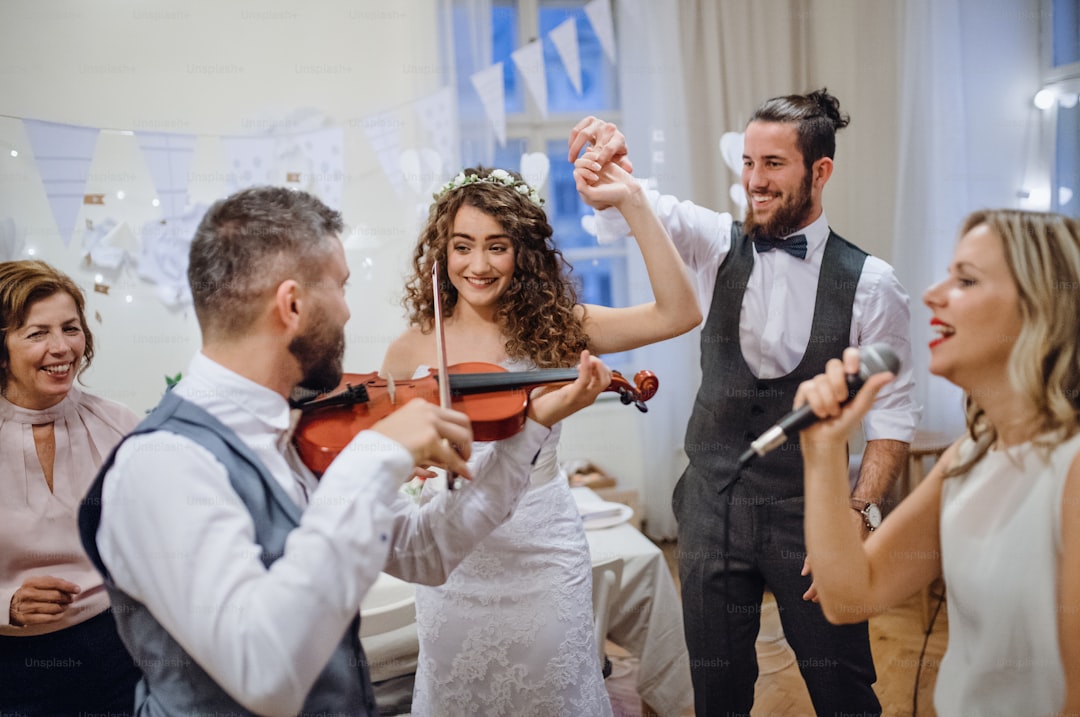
xmin=381 ymin=326 xmax=430 ymax=378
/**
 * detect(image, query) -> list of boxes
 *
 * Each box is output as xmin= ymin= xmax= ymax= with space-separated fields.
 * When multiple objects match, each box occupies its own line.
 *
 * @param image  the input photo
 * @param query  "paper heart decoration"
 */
xmin=729 ymin=184 xmax=748 ymax=213
xmin=400 ymin=148 xmax=444 ymax=196
xmin=719 ymin=132 xmax=744 ymax=176
xmin=520 ymin=152 xmax=550 ymax=191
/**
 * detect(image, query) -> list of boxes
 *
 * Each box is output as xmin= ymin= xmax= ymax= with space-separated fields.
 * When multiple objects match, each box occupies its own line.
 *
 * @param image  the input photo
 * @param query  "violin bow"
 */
xmin=431 ymin=261 xmax=461 ymax=490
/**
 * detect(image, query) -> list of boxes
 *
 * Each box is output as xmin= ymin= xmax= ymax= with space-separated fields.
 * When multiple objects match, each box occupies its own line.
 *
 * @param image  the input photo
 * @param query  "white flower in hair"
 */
xmin=436 ymin=169 xmax=545 ymax=207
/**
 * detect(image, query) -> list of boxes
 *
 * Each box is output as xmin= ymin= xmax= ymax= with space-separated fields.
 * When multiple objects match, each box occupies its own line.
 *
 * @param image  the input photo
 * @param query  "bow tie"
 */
xmin=753 ymin=234 xmax=808 ymax=260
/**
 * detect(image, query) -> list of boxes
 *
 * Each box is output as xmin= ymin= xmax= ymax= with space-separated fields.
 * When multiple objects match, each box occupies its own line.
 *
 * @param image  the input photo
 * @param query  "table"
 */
xmin=358 ymin=488 xmax=693 ymax=716
xmin=574 ymin=487 xmax=694 ymax=716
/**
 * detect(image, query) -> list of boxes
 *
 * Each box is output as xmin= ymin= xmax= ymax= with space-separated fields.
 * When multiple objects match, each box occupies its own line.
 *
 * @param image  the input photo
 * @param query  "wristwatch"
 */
xmin=850 ymin=498 xmax=882 ymax=531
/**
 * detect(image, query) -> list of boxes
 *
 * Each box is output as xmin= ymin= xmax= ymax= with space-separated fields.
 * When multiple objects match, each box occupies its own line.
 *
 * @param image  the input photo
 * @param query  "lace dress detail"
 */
xmin=410 ymin=363 xmax=612 ymax=716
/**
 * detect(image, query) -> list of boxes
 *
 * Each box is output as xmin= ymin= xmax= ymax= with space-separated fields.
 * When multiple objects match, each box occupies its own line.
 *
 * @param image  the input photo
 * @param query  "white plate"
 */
xmin=580 ymin=501 xmax=634 ymax=530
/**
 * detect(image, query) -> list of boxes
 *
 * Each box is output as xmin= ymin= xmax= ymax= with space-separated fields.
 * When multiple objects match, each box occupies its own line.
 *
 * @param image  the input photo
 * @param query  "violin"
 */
xmin=293 ymin=362 xmax=659 ymax=476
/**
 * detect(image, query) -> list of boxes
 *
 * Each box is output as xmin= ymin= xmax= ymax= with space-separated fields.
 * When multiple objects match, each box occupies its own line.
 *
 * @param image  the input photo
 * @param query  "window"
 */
xmin=454 ymin=0 xmax=630 ymax=361
xmin=1044 ymin=0 xmax=1080 ymax=217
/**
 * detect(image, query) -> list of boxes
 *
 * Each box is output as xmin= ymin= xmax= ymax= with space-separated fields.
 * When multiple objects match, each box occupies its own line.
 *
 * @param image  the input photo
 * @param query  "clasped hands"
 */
xmin=9 ymin=575 xmax=81 ymax=627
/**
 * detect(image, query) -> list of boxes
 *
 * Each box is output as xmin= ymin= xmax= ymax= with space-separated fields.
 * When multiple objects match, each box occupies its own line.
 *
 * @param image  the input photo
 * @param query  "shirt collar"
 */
xmin=179 ymin=352 xmax=293 ymax=434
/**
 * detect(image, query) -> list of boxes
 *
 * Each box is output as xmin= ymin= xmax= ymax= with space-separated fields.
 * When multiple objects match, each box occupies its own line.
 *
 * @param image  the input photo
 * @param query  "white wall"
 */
xmin=0 ymin=0 xmax=443 ymax=412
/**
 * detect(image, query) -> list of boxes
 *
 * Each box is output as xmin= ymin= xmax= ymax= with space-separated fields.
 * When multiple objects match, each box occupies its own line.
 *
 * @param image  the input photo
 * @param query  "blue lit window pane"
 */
xmin=1052 ymin=0 xmax=1080 ymax=67
xmin=545 ymin=139 xmax=625 ymax=309
xmin=493 ymin=3 xmax=524 ymax=113
xmin=492 ymin=138 xmax=529 ymax=173
xmin=1057 ymin=102 xmax=1079 ymax=217
xmin=540 ymin=6 xmax=617 ymax=112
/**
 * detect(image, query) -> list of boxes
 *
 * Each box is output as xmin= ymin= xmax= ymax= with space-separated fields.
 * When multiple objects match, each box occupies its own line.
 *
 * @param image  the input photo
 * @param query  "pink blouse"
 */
xmin=0 ymin=386 xmax=139 ymax=636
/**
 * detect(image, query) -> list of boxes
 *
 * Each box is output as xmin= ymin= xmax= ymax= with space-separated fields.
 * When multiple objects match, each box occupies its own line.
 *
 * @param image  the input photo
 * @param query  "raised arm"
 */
xmin=796 ymin=348 xmax=946 ymax=623
xmin=572 ymin=153 xmax=701 ymax=354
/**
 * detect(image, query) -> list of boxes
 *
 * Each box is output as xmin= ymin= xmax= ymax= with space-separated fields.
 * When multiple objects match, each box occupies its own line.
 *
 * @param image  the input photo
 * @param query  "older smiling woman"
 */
xmin=0 ymin=260 xmax=141 ymax=715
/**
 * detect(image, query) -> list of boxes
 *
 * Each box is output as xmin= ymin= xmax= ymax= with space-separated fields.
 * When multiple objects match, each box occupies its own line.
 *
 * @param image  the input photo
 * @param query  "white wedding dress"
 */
xmin=410 ymin=398 xmax=612 ymax=716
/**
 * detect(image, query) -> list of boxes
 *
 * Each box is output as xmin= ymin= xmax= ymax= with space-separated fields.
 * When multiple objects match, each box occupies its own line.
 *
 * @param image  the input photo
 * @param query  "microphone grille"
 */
xmin=859 ymin=343 xmax=900 ymax=377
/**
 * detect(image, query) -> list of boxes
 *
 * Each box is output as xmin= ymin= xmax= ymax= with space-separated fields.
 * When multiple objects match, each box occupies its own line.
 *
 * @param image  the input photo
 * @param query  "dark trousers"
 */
xmin=674 ymin=472 xmax=881 ymax=717
xmin=0 ymin=609 xmax=140 ymax=716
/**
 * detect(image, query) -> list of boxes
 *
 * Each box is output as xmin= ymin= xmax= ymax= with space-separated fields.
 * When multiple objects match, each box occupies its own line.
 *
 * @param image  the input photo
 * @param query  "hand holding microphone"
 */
xmin=738 ymin=344 xmax=900 ymax=468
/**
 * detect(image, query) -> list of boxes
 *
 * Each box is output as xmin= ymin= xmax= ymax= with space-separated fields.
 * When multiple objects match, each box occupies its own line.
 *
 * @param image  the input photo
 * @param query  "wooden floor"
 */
xmin=605 ymin=540 xmax=949 ymax=717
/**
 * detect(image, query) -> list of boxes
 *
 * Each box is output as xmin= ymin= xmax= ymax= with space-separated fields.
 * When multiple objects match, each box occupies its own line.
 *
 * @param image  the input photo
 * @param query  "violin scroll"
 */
xmin=610 ymin=369 xmax=659 ymax=412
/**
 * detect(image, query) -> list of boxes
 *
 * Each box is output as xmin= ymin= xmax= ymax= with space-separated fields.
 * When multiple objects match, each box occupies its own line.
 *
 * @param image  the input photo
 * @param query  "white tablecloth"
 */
xmin=359 ymin=488 xmax=693 ymax=715
xmin=573 ymin=487 xmax=693 ymax=716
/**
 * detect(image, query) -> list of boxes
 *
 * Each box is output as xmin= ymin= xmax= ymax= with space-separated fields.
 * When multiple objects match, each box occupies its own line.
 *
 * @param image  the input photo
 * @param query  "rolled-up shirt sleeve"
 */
xmin=382 ymin=419 xmax=550 ymax=585
xmin=854 ymin=257 xmax=921 ymax=443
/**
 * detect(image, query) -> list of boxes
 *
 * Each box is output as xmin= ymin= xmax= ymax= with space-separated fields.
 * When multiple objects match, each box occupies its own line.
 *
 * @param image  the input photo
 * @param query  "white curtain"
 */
xmin=449 ymin=0 xmax=496 ymax=168
xmin=892 ymin=0 xmax=1043 ymax=436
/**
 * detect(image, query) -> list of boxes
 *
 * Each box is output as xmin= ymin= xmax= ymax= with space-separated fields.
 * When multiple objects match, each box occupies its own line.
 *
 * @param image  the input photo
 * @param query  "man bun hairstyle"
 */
xmin=750 ymin=87 xmax=850 ymax=169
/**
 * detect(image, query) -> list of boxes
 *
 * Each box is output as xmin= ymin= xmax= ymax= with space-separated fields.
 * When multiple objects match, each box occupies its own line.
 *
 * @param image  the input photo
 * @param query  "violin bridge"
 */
xmin=387 ymin=374 xmax=397 ymax=405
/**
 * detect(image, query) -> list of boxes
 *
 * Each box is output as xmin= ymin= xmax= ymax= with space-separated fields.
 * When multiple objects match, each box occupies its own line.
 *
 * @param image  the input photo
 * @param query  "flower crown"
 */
xmin=437 ymin=169 xmax=545 ymax=207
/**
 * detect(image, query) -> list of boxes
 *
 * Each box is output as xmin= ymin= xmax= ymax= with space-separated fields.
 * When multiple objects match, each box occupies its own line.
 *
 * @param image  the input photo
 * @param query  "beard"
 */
xmin=289 ymin=319 xmax=345 ymax=394
xmin=743 ymin=167 xmax=815 ymax=241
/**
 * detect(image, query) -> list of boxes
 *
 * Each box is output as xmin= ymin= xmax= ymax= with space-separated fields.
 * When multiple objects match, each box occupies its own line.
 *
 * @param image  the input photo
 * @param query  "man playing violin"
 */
xmin=78 ymin=186 xmax=612 ymax=717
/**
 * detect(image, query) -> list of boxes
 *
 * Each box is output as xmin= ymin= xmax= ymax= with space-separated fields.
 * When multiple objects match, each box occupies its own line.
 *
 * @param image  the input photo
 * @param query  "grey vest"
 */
xmin=79 ymin=390 xmax=377 ymax=716
xmin=683 ymin=221 xmax=867 ymax=499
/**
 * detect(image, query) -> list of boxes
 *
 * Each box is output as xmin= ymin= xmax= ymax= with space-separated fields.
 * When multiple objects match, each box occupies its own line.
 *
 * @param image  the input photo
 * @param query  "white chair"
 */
xmin=591 ymin=557 xmax=624 ymax=676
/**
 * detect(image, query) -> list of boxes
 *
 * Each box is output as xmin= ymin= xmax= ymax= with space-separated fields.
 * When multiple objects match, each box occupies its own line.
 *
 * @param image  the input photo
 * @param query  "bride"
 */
xmin=381 ymin=161 xmax=699 ymax=715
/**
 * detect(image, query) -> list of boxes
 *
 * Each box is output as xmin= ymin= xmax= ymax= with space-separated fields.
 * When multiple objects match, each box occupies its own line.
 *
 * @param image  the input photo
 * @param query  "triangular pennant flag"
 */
xmin=135 ymin=131 xmax=197 ymax=220
xmin=219 ymin=134 xmax=278 ymax=194
xmin=360 ymin=109 xmax=406 ymax=195
xmin=21 ymin=119 xmax=101 ymax=246
xmin=584 ymin=0 xmax=616 ymax=63
xmin=470 ymin=62 xmax=507 ymax=146
xmin=511 ymin=40 xmax=548 ymax=118
xmin=413 ymin=87 xmax=458 ymax=172
xmin=275 ymin=126 xmax=346 ymax=209
xmin=549 ymin=17 xmax=583 ymax=95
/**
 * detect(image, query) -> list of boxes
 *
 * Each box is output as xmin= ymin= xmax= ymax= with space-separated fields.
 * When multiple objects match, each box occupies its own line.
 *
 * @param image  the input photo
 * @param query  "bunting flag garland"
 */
xmin=549 ymin=17 xmax=583 ymax=95
xmin=511 ymin=40 xmax=549 ymax=118
xmin=470 ymin=62 xmax=507 ymax=146
xmin=9 ymin=8 xmax=618 ymax=275
xmin=584 ymin=0 xmax=616 ymax=63
xmin=220 ymin=134 xmax=278 ymax=193
xmin=277 ymin=126 xmax=346 ymax=210
xmin=412 ymin=86 xmax=457 ymax=173
xmin=360 ymin=109 xmax=406 ymax=196
xmin=135 ymin=131 xmax=197 ymax=220
xmin=21 ymin=119 xmax=101 ymax=246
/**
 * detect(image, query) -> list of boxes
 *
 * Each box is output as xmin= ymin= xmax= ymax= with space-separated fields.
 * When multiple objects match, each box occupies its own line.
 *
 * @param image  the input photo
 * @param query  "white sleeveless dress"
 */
xmin=934 ymin=432 xmax=1080 ymax=716
xmin=409 ymin=365 xmax=612 ymax=716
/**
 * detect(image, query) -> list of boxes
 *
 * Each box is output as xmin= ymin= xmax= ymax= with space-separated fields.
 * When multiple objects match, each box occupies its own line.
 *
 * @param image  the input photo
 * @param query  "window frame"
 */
xmin=1041 ymin=0 xmax=1080 ymax=215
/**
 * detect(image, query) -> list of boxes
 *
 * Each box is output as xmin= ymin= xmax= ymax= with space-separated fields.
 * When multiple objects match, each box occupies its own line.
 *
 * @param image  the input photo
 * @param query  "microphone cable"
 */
xmin=911 ymin=583 xmax=946 ymax=717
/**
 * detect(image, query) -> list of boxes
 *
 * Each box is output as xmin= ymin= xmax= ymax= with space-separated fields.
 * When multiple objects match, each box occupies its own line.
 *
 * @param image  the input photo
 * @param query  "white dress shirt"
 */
xmin=595 ymin=193 xmax=919 ymax=442
xmin=96 ymin=352 xmax=549 ymax=716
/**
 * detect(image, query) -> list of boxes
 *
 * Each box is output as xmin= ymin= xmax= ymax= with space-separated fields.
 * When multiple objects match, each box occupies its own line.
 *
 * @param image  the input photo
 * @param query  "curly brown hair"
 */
xmin=403 ymin=167 xmax=590 ymax=368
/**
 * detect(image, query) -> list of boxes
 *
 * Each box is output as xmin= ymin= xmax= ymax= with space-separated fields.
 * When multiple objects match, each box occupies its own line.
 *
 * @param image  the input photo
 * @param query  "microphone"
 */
xmin=737 ymin=343 xmax=900 ymax=468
